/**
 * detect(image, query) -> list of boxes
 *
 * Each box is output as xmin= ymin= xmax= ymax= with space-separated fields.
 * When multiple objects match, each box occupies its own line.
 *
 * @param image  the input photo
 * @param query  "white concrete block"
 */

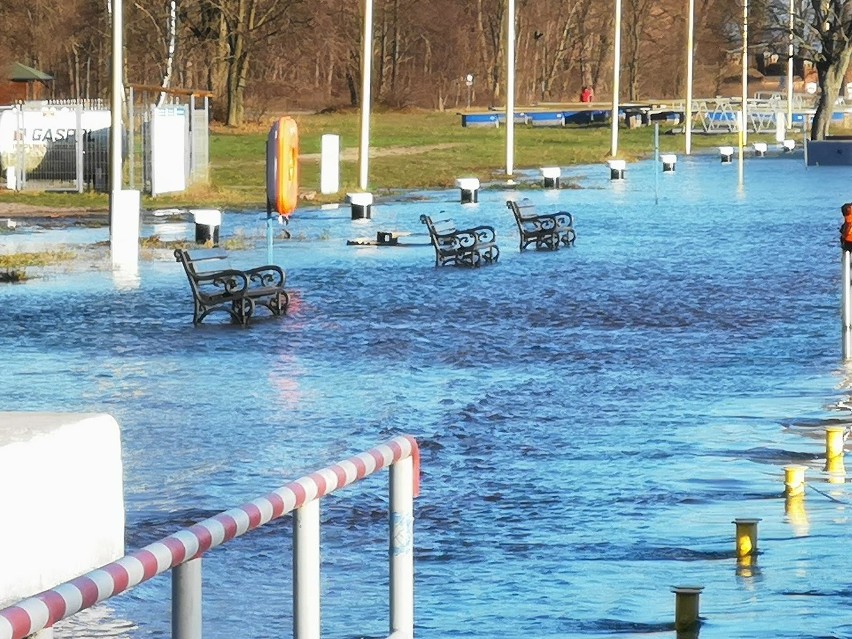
xmin=320 ymin=134 xmax=340 ymax=195
xmin=0 ymin=413 xmax=125 ymax=607
xmin=110 ymin=189 xmax=140 ymax=272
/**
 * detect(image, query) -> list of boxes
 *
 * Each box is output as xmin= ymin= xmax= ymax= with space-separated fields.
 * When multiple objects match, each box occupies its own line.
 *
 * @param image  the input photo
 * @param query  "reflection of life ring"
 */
xmin=266 ymin=116 xmax=299 ymax=216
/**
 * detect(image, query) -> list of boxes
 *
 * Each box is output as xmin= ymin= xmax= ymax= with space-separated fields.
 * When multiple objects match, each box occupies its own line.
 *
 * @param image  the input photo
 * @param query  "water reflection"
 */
xmin=784 ymin=492 xmax=809 ymax=536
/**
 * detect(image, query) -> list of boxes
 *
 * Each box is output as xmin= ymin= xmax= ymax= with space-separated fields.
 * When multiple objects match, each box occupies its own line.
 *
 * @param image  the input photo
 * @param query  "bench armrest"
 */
xmin=194 ymin=269 xmax=249 ymax=295
xmin=465 ymin=225 xmax=497 ymax=244
xmin=244 ymin=264 xmax=286 ymax=288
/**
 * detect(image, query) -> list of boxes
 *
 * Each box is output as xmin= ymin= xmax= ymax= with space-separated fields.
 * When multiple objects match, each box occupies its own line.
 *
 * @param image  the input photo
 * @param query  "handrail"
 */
xmin=0 ymin=435 xmax=420 ymax=639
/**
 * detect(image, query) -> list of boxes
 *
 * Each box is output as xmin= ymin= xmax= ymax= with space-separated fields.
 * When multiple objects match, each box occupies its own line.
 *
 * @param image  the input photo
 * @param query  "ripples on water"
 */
xmin=2 ymin=154 xmax=852 ymax=638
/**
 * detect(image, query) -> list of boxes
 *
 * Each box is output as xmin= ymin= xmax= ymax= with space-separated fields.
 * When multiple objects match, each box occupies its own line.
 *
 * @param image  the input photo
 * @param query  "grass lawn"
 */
xmin=0 ymin=109 xmax=765 ymax=212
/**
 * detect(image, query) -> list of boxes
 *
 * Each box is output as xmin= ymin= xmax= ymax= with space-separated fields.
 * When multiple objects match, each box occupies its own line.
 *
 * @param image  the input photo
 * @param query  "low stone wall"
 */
xmin=0 ymin=413 xmax=124 ymax=607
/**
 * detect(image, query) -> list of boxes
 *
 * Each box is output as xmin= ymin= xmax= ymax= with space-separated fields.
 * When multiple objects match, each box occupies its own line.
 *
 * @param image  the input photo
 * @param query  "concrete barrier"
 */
xmin=0 ymin=413 xmax=124 ymax=608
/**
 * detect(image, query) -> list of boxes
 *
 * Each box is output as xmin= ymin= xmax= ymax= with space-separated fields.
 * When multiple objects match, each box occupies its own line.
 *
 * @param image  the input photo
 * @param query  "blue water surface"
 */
xmin=2 ymin=151 xmax=852 ymax=639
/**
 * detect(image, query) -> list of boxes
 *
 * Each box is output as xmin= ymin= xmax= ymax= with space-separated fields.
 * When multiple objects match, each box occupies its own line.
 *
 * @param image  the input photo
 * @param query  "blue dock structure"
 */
xmin=459 ymin=94 xmax=852 ymax=133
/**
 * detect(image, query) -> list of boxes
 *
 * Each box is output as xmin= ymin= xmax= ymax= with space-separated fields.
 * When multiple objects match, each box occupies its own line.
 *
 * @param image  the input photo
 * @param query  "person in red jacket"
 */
xmin=841 ymin=202 xmax=852 ymax=251
xmin=580 ymin=86 xmax=593 ymax=103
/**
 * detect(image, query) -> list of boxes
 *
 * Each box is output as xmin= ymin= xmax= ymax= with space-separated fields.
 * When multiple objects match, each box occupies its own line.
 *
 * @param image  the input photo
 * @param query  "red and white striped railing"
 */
xmin=0 ymin=435 xmax=420 ymax=639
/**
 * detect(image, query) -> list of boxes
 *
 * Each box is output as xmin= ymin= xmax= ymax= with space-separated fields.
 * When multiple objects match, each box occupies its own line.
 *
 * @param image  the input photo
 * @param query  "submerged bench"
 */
xmin=506 ymin=198 xmax=576 ymax=251
xmin=419 ymin=214 xmax=499 ymax=267
xmin=174 ymin=248 xmax=289 ymax=326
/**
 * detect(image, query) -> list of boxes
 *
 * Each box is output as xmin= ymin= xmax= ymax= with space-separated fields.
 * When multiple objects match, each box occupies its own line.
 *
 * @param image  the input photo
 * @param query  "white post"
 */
xmin=741 ymin=0 xmax=748 ymax=144
xmin=611 ymin=0 xmax=622 ymax=157
xmin=320 ymin=134 xmax=340 ymax=194
xmin=737 ymin=110 xmax=745 ymax=186
xmin=109 ymin=0 xmax=140 ymax=274
xmin=685 ymin=0 xmax=695 ymax=155
xmin=389 ymin=457 xmax=415 ymax=638
xmin=843 ymin=250 xmax=852 ymax=360
xmin=358 ymin=0 xmax=373 ymax=191
xmin=506 ymin=0 xmax=516 ymax=178
xmin=294 ymin=500 xmax=321 ymax=639
xmin=787 ymin=0 xmax=794 ymax=129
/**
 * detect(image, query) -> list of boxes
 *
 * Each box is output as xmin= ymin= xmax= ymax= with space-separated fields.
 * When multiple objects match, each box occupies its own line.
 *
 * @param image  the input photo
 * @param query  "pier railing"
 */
xmin=0 ymin=435 xmax=420 ymax=639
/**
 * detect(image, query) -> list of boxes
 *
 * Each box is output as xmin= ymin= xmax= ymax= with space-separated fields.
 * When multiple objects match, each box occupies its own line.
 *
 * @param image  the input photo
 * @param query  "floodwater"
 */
xmin=2 ymin=149 xmax=852 ymax=639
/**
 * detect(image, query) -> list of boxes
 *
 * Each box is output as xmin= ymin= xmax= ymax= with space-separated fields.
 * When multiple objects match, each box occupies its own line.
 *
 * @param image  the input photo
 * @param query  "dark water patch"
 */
xmin=558 ymin=617 xmax=677 ymax=634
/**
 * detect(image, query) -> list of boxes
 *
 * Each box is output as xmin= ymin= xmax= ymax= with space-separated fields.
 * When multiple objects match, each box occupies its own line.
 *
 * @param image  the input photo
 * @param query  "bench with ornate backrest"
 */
xmin=174 ymin=248 xmax=289 ymax=326
xmin=419 ymin=214 xmax=500 ymax=267
xmin=506 ymin=198 xmax=576 ymax=251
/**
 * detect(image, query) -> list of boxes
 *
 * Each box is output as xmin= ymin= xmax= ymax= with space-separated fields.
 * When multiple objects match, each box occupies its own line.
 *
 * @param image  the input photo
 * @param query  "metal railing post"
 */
xmin=172 ymin=557 xmax=203 ymax=639
xmin=843 ymin=249 xmax=852 ymax=360
xmin=294 ymin=500 xmax=321 ymax=639
xmin=389 ymin=457 xmax=414 ymax=639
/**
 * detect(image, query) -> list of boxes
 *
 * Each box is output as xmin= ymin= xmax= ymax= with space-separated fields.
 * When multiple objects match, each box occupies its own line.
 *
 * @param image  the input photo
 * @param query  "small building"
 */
xmin=0 ymin=62 xmax=53 ymax=105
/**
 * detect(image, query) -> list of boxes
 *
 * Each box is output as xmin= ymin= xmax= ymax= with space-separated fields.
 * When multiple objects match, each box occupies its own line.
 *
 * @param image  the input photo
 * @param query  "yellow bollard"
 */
xmin=825 ymin=426 xmax=846 ymax=469
xmin=672 ymin=586 xmax=703 ymax=631
xmin=783 ymin=465 xmax=806 ymax=496
xmin=733 ymin=518 xmax=761 ymax=558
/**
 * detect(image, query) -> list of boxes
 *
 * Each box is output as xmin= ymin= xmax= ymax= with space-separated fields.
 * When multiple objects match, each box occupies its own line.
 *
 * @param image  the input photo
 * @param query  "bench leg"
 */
xmin=232 ymin=298 xmax=255 ymax=326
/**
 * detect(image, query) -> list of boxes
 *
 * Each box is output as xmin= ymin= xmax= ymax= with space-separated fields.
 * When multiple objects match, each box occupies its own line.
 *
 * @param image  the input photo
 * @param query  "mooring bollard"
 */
xmin=733 ymin=518 xmax=761 ymax=558
xmin=347 ymin=192 xmax=374 ymax=220
xmin=661 ymin=154 xmax=677 ymax=172
xmin=824 ymin=426 xmax=846 ymax=476
xmin=607 ymin=159 xmax=626 ymax=180
xmin=191 ymin=209 xmax=221 ymax=246
xmin=672 ymin=586 xmax=703 ymax=631
xmin=782 ymin=139 xmax=795 ymax=153
xmin=752 ymin=142 xmax=767 ymax=157
xmin=455 ymin=178 xmax=480 ymax=203
xmin=719 ymin=146 xmax=734 ymax=163
xmin=541 ymin=166 xmax=561 ymax=189
xmin=784 ymin=464 xmax=807 ymax=496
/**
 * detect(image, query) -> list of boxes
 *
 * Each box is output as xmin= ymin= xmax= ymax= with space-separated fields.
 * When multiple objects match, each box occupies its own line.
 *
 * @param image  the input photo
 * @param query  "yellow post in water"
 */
xmin=825 ymin=427 xmax=846 ymax=469
xmin=672 ymin=586 xmax=704 ymax=631
xmin=733 ymin=518 xmax=761 ymax=558
xmin=784 ymin=465 xmax=806 ymax=496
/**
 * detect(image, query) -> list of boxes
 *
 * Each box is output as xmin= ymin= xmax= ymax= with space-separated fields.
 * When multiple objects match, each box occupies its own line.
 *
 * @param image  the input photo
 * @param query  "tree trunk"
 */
xmin=812 ymin=48 xmax=852 ymax=139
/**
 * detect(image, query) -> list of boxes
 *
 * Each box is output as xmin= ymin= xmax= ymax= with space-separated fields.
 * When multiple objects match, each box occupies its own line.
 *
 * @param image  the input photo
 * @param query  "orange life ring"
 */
xmin=266 ymin=116 xmax=299 ymax=216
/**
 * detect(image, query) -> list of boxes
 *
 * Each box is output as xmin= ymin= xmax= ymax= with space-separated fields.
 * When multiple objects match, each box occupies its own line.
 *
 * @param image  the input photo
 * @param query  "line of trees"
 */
xmin=1 ymin=0 xmax=852 ymax=137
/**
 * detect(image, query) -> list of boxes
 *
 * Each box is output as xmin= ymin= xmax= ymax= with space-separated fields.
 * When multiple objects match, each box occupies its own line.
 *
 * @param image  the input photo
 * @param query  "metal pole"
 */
xmin=741 ymin=0 xmax=748 ymax=144
xmin=654 ymin=123 xmax=659 ymax=205
xmin=843 ymin=249 xmax=852 ymax=360
xmin=128 ymin=86 xmax=135 ymax=189
xmin=294 ymin=500 xmax=321 ymax=639
xmin=110 ymin=0 xmax=123 ymax=195
xmin=75 ymin=102 xmax=84 ymax=193
xmin=172 ymin=558 xmax=203 ymax=639
xmin=266 ymin=200 xmax=274 ymax=265
xmin=358 ymin=0 xmax=373 ymax=191
xmin=390 ymin=457 xmax=414 ymax=638
xmin=506 ymin=0 xmax=516 ymax=177
xmin=611 ymin=0 xmax=622 ymax=157
xmin=787 ymin=0 xmax=794 ymax=129
xmin=685 ymin=0 xmax=695 ymax=155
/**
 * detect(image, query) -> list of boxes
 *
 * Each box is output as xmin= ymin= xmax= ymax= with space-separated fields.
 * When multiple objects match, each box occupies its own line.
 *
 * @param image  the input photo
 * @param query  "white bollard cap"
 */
xmin=719 ymin=146 xmax=734 ymax=155
xmin=607 ymin=159 xmax=626 ymax=170
xmin=783 ymin=139 xmax=796 ymax=150
xmin=660 ymin=154 xmax=677 ymax=164
xmin=541 ymin=167 xmax=561 ymax=179
xmin=191 ymin=209 xmax=222 ymax=226
xmin=752 ymin=142 xmax=768 ymax=152
xmin=455 ymin=178 xmax=480 ymax=190
xmin=346 ymin=192 xmax=374 ymax=206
